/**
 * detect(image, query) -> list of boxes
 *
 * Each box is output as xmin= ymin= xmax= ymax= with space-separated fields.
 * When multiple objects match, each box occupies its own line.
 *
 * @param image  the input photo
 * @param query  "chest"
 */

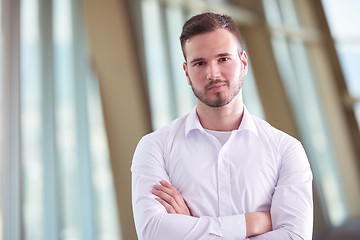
xmin=164 ymin=132 xmax=280 ymax=215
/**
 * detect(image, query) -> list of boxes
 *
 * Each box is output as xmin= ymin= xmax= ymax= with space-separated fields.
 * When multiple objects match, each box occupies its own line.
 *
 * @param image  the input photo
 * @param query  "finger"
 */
xmin=152 ymin=188 xmax=182 ymax=213
xmin=153 ymin=180 xmax=191 ymax=216
xmin=155 ymin=198 xmax=176 ymax=214
xmin=159 ymin=180 xmax=173 ymax=188
xmin=155 ymin=181 xmax=177 ymax=196
xmin=153 ymin=184 xmax=191 ymax=215
xmin=157 ymin=181 xmax=185 ymax=207
xmin=152 ymin=185 xmax=174 ymax=199
xmin=153 ymin=183 xmax=178 ymax=201
xmin=152 ymin=185 xmax=185 ymax=214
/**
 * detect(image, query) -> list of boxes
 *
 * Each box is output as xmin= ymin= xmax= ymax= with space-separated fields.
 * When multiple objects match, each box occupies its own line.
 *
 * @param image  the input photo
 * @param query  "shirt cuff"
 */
xmin=220 ymin=214 xmax=247 ymax=240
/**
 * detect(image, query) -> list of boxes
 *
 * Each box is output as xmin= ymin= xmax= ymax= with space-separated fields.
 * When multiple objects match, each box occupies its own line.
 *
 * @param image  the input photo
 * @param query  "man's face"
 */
xmin=183 ymin=29 xmax=248 ymax=108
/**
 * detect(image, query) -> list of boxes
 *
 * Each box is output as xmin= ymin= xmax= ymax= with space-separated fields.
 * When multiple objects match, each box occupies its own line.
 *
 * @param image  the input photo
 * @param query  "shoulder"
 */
xmin=131 ymin=114 xmax=189 ymax=171
xmin=251 ymin=116 xmax=310 ymax=174
xmin=251 ymin=115 xmax=304 ymax=156
xmin=252 ymin=115 xmax=298 ymax=140
xmin=135 ymin=113 xmax=189 ymax=152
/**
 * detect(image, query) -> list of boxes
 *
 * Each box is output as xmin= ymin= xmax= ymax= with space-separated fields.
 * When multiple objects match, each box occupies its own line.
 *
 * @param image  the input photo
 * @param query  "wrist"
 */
xmin=245 ymin=212 xmax=272 ymax=237
xmin=245 ymin=212 xmax=256 ymax=237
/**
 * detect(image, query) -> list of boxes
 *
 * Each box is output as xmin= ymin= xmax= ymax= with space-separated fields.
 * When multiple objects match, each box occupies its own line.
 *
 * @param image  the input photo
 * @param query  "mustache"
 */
xmin=205 ymin=79 xmax=229 ymax=88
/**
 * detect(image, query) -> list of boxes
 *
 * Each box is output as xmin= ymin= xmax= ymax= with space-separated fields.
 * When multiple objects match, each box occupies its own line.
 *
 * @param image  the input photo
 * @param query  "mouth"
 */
xmin=208 ymin=83 xmax=227 ymax=92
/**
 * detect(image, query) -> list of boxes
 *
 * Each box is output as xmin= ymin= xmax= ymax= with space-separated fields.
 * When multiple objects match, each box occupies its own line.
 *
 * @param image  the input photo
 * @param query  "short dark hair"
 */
xmin=180 ymin=12 xmax=241 ymax=60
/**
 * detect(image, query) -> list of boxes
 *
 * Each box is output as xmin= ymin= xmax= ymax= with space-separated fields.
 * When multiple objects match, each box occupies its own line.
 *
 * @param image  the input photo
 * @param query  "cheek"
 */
xmin=226 ymin=63 xmax=242 ymax=79
xmin=188 ymin=69 xmax=205 ymax=83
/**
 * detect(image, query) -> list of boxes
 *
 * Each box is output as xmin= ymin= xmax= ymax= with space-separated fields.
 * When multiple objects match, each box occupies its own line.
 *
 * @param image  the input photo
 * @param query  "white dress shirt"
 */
xmin=131 ymin=106 xmax=313 ymax=240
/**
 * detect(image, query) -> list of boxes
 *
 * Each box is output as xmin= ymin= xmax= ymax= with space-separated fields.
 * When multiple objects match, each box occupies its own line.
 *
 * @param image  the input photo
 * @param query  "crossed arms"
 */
xmin=152 ymin=179 xmax=272 ymax=237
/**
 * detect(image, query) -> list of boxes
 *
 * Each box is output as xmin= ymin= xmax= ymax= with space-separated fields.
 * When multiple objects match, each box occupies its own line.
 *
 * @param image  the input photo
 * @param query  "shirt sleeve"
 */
xmin=249 ymin=135 xmax=313 ymax=240
xmin=131 ymin=133 xmax=247 ymax=240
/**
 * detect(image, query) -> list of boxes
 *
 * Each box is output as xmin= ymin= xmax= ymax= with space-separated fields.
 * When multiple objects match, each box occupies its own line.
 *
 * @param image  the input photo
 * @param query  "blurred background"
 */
xmin=1 ymin=0 xmax=359 ymax=239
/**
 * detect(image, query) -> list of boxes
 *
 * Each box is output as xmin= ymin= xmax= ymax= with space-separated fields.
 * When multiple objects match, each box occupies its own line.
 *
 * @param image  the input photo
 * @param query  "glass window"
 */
xmin=141 ymin=0 xmax=176 ymax=130
xmin=263 ymin=0 xmax=348 ymax=227
xmin=164 ymin=4 xmax=195 ymax=117
xmin=53 ymin=0 xmax=82 ymax=238
xmin=321 ymin=0 xmax=360 ymax=127
xmin=19 ymin=0 xmax=121 ymax=239
xmin=242 ymin=43 xmax=265 ymax=119
xmin=20 ymin=0 xmax=44 ymax=238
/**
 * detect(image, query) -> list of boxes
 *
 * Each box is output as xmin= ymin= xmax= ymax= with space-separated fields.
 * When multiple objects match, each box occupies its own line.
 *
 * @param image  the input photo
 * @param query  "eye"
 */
xmin=219 ymin=57 xmax=229 ymax=62
xmin=194 ymin=61 xmax=205 ymax=67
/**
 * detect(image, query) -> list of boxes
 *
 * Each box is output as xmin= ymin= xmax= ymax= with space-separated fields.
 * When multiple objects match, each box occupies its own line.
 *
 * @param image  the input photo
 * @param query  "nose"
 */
xmin=206 ymin=62 xmax=221 ymax=80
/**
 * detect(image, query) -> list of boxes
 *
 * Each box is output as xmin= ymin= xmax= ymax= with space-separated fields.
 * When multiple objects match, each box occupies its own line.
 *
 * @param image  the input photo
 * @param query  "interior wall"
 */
xmin=82 ymin=0 xmax=152 ymax=239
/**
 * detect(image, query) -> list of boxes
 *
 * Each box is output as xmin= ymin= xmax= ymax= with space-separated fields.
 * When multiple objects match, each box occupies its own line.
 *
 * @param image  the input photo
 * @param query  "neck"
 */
xmin=196 ymin=93 xmax=244 ymax=131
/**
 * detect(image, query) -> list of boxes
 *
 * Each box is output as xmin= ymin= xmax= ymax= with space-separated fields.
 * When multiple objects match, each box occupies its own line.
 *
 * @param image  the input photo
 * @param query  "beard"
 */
xmin=189 ymin=77 xmax=243 ymax=108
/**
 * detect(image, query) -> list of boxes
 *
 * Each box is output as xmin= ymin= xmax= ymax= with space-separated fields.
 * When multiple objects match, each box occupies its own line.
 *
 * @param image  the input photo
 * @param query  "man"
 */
xmin=131 ymin=12 xmax=313 ymax=240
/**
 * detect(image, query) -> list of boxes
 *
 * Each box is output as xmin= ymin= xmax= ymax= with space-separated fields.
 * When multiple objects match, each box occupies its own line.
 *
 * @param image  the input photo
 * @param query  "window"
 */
xmin=321 ymin=0 xmax=360 ymax=128
xmin=263 ymin=0 xmax=348 ymax=227
xmin=1 ymin=0 xmax=121 ymax=239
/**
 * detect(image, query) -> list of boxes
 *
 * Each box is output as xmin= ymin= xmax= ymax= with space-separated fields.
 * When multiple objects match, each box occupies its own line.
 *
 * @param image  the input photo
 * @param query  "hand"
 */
xmin=152 ymin=180 xmax=191 ymax=216
xmin=245 ymin=211 xmax=272 ymax=237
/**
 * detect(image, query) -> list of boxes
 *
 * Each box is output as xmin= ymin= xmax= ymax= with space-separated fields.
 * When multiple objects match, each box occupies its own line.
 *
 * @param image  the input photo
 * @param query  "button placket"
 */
xmin=217 ymin=144 xmax=231 ymax=216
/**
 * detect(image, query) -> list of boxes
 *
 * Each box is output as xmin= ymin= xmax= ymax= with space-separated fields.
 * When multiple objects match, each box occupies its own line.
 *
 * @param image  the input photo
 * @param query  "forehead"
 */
xmin=183 ymin=29 xmax=240 ymax=60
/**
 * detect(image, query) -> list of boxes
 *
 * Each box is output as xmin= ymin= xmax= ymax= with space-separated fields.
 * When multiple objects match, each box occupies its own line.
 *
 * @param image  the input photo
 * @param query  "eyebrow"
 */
xmin=189 ymin=53 xmax=233 ymax=64
xmin=190 ymin=57 xmax=205 ymax=64
xmin=217 ymin=53 xmax=232 ymax=57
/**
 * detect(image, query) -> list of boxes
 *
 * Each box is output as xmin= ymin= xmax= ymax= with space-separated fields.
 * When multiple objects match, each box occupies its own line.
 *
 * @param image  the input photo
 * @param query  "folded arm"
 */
xmin=152 ymin=179 xmax=272 ymax=238
xmin=248 ymin=137 xmax=313 ymax=240
xmin=132 ymin=172 xmax=249 ymax=239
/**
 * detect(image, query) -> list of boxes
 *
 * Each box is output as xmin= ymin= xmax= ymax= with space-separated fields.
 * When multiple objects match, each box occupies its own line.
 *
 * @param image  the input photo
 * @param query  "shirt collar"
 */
xmin=238 ymin=106 xmax=258 ymax=136
xmin=185 ymin=107 xmax=204 ymax=135
xmin=185 ymin=105 xmax=258 ymax=137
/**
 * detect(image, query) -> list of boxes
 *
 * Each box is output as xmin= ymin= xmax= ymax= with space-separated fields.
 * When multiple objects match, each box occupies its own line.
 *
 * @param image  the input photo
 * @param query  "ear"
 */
xmin=183 ymin=62 xmax=191 ymax=85
xmin=240 ymin=50 xmax=248 ymax=76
